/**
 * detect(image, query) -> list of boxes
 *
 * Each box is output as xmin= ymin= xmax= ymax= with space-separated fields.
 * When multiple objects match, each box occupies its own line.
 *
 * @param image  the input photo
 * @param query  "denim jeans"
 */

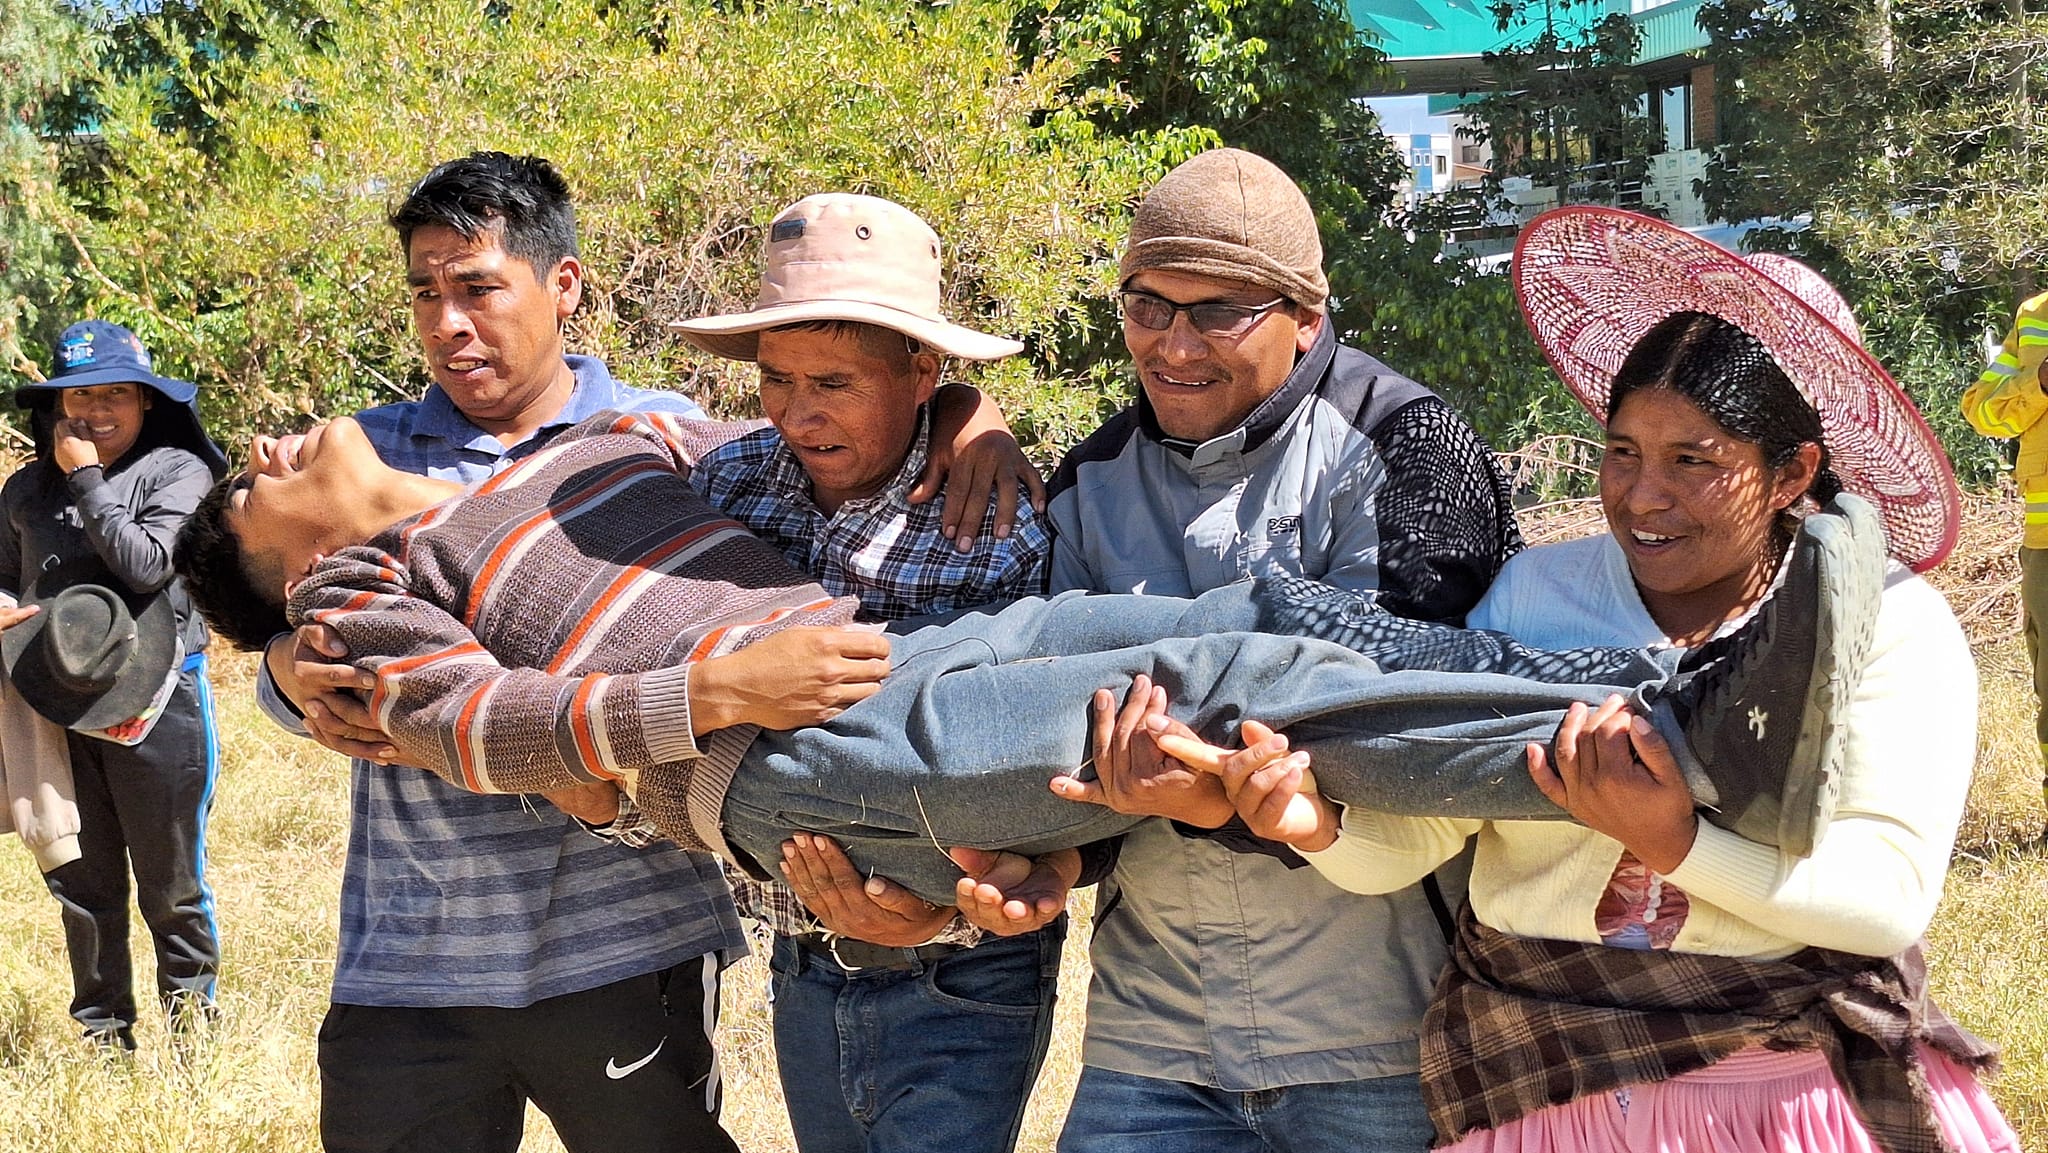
xmin=768 ymin=921 xmax=1065 ymax=1153
xmin=1055 ymin=1064 xmax=1434 ymax=1153
xmin=725 ymin=580 xmax=1678 ymax=902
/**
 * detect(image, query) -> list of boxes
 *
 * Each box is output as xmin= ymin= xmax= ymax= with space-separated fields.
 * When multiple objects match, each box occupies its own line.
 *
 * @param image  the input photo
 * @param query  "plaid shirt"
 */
xmin=1425 ymin=912 xmax=1997 ymax=1152
xmin=691 ymin=410 xmax=1049 ymax=622
xmin=691 ymin=407 xmax=1050 ymax=940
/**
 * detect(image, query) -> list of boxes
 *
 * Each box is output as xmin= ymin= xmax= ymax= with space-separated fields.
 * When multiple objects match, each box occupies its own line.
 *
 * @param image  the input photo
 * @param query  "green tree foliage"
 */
xmin=0 ymin=0 xmax=93 ymax=381
xmin=57 ymin=0 xmax=1141 ymax=455
xmin=1700 ymin=0 xmax=2048 ymax=482
xmin=1015 ymin=0 xmax=1576 ymax=454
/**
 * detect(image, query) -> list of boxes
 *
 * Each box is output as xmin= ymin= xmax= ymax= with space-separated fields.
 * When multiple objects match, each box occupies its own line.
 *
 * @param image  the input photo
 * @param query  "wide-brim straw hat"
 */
xmin=1513 ymin=206 xmax=1959 ymax=572
xmin=670 ymin=193 xmax=1023 ymax=363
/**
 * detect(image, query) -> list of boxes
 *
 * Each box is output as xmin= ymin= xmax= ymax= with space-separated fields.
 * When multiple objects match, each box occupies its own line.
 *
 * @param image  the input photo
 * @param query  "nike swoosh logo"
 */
xmin=605 ymin=1036 xmax=666 ymax=1080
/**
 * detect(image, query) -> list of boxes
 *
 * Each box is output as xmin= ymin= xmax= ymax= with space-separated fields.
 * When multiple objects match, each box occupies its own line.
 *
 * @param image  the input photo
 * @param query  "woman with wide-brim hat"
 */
xmin=1202 ymin=208 xmax=2017 ymax=1152
xmin=0 ymin=318 xmax=228 ymax=1052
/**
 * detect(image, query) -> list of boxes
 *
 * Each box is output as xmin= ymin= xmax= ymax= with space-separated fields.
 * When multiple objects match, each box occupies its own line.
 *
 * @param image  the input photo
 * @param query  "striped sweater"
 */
xmin=287 ymin=410 xmax=859 ymax=861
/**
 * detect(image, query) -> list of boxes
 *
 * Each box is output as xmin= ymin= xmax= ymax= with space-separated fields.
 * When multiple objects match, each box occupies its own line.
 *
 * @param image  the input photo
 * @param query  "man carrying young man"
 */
xmin=1037 ymin=148 xmax=1526 ymax=1152
xmin=255 ymin=151 xmax=1034 ymax=1153
xmin=668 ymin=192 xmax=1059 ymax=1153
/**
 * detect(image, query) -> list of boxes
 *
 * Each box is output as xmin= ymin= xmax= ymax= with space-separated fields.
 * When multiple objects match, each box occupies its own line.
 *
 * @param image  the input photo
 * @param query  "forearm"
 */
xmin=1665 ymin=816 xmax=1950 ymax=956
xmin=69 ymin=462 xmax=210 ymax=589
xmin=297 ymin=549 xmax=704 ymax=794
xmin=69 ymin=471 xmax=188 ymax=591
xmin=254 ymin=644 xmax=312 ymax=735
xmin=1297 ymin=807 xmax=1478 ymax=894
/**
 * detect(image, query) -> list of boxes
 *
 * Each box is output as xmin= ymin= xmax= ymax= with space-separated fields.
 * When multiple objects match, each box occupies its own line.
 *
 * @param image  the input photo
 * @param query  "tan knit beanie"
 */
xmin=1119 ymin=148 xmax=1328 ymax=312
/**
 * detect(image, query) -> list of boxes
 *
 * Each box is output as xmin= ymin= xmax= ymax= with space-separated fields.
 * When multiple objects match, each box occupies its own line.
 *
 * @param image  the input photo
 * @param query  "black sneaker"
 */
xmin=1655 ymin=494 xmax=1884 ymax=857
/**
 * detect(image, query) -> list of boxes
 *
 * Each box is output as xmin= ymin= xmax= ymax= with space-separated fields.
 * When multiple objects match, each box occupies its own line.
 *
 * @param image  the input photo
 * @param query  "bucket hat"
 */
xmin=3 ymin=579 xmax=179 ymax=732
xmin=670 ymin=194 xmax=1023 ymax=362
xmin=1513 ymin=206 xmax=1959 ymax=572
xmin=15 ymin=320 xmax=229 ymax=478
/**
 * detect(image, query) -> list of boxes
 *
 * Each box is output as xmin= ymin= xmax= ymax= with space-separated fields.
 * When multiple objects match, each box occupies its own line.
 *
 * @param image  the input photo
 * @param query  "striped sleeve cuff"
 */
xmin=639 ymin=664 xmax=703 ymax=763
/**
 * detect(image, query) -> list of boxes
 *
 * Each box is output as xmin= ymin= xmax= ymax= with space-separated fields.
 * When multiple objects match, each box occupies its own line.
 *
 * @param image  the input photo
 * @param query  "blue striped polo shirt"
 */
xmin=255 ymin=357 xmax=746 ymax=1008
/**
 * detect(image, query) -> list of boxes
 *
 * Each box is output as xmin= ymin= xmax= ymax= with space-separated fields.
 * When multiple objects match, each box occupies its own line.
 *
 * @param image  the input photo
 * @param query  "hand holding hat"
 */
xmin=2 ymin=578 xmax=180 ymax=735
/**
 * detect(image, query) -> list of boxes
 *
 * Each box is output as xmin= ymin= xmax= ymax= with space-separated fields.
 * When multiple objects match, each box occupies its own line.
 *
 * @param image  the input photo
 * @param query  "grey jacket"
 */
xmin=1046 ymin=324 xmax=1520 ymax=1090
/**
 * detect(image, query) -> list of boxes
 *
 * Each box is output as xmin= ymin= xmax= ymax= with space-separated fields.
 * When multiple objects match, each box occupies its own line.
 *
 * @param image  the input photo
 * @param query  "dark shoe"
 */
xmin=1657 ymin=494 xmax=1884 ymax=857
xmin=85 ymin=1024 xmax=136 ymax=1054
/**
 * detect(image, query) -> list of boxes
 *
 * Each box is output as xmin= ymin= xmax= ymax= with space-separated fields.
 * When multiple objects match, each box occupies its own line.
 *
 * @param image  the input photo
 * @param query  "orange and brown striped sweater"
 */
xmin=286 ymin=410 xmax=859 ymax=862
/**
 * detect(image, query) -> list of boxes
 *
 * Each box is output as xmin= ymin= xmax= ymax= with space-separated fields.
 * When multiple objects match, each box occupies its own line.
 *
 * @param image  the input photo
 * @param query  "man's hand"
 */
xmin=265 ymin=625 xmax=397 ymax=762
xmin=0 ymin=604 xmax=38 ymax=634
xmin=542 ymin=781 xmax=624 ymax=825
xmin=1049 ymin=675 xmax=1234 ymax=827
xmin=949 ymin=846 xmax=1078 ymax=936
xmin=52 ymin=418 xmax=100 ymax=475
xmin=911 ymin=383 xmax=1046 ymax=552
xmin=780 ymin=833 xmax=956 ymax=947
xmin=1157 ymin=720 xmax=1340 ymax=852
xmin=688 ymin=626 xmax=891 ymax=733
xmin=1528 ymin=695 xmax=1699 ymax=874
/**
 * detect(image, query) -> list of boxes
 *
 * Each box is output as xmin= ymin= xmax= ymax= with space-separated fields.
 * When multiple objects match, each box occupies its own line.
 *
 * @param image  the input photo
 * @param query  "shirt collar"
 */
xmin=411 ymin=355 xmax=623 ymax=456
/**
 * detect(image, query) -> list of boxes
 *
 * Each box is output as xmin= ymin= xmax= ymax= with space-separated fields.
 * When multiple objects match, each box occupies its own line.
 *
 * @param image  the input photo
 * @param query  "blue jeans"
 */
xmin=1055 ymin=1065 xmax=1433 ymax=1153
xmin=725 ymin=580 xmax=1675 ymax=902
xmin=768 ymin=921 xmax=1065 ymax=1153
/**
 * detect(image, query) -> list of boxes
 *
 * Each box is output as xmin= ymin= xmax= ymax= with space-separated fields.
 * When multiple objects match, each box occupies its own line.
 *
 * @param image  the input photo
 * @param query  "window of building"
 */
xmin=1658 ymin=83 xmax=1691 ymax=152
xmin=1434 ymin=154 xmax=1448 ymax=176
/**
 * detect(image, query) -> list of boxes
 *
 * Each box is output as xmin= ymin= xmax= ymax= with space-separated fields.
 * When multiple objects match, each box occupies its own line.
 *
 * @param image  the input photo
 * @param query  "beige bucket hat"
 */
xmin=670 ymin=193 xmax=1023 ymax=362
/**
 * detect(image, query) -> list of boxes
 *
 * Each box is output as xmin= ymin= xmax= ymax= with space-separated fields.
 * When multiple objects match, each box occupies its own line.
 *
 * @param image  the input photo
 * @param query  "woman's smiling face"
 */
xmin=1600 ymin=386 xmax=1818 ymax=640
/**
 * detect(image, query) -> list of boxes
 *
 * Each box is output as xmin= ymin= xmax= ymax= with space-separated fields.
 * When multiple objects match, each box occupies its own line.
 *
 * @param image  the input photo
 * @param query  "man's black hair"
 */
xmin=388 ymin=151 xmax=580 ymax=275
xmin=174 ymin=474 xmax=290 ymax=652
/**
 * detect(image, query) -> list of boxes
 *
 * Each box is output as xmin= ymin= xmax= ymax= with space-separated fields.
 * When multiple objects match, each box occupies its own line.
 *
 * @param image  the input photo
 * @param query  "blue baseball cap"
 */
xmin=22 ymin=320 xmax=199 ymax=404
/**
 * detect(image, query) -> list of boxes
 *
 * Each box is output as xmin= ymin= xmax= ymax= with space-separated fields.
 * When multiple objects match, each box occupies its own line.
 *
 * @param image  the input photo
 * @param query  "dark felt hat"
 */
xmin=2 ymin=579 xmax=179 ymax=731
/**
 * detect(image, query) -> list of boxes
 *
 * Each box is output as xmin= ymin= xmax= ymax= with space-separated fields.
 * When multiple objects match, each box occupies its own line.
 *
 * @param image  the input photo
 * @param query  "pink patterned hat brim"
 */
xmin=1513 ymin=207 xmax=1958 ymax=572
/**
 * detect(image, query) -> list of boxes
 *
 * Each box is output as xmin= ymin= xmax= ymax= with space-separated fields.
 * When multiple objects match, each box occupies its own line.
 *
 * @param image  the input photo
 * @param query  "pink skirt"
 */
xmin=1441 ymin=1044 xmax=2021 ymax=1153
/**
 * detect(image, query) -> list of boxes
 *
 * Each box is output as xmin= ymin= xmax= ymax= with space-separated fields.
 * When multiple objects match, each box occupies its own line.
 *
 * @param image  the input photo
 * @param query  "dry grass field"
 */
xmin=0 ymin=492 xmax=2041 ymax=1152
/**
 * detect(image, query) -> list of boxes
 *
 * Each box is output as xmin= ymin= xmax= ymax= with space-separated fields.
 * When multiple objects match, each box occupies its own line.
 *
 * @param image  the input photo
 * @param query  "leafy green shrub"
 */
xmin=57 ymin=0 xmax=1142 ymax=459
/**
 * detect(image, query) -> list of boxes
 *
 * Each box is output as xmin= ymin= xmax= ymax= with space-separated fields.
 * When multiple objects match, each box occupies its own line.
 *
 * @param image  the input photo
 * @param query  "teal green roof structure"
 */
xmin=1350 ymin=0 xmax=1711 ymax=94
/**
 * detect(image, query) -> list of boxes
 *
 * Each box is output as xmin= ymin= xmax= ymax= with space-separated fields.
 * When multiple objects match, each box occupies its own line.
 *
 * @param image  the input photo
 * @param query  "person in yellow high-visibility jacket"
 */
xmin=1962 ymin=289 xmax=2048 ymax=801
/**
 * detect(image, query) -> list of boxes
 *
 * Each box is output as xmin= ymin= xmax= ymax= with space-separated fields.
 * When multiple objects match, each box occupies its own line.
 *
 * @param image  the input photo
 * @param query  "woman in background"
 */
xmin=0 ymin=320 xmax=227 ymax=1052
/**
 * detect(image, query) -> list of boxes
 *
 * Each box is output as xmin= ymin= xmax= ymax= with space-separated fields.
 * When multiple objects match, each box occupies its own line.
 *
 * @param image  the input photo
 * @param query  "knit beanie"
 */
xmin=1119 ymin=149 xmax=1329 ymax=313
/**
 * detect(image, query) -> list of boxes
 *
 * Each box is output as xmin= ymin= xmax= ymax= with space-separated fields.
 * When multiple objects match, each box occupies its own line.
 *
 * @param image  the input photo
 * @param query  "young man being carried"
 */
xmin=255 ymin=150 xmax=1040 ymax=1153
xmin=176 ymin=403 xmax=1876 ymax=910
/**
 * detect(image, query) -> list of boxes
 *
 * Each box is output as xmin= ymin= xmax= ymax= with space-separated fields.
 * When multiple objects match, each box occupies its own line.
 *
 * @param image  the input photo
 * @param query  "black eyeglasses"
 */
xmin=1118 ymin=290 xmax=1290 ymax=338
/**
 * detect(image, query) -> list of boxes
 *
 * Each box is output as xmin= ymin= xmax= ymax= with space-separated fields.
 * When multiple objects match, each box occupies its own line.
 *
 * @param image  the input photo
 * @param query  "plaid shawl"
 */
xmin=1424 ymin=911 xmax=1998 ymax=1152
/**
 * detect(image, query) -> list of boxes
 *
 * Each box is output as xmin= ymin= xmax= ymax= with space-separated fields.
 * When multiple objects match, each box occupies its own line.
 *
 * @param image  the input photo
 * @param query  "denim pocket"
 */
xmin=920 ymin=935 xmax=1055 ymax=1019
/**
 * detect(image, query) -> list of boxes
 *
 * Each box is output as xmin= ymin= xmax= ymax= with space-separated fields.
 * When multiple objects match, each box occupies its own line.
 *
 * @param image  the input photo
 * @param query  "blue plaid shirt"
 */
xmin=691 ymin=407 xmax=1050 ymax=940
xmin=691 ymin=409 xmax=1049 ymax=622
